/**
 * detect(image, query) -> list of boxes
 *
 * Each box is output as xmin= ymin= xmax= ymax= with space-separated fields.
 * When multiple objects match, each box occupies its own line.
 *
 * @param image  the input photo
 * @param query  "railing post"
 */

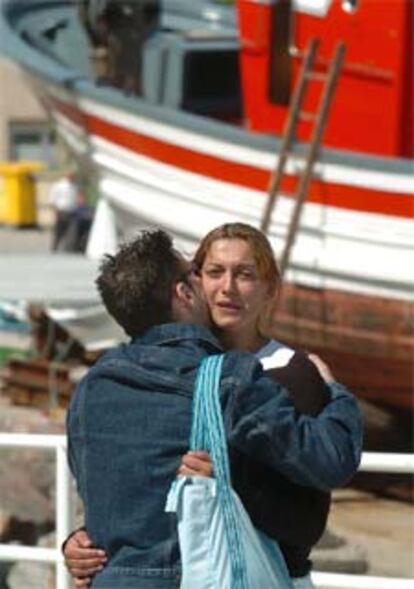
xmin=56 ymin=442 xmax=72 ymax=589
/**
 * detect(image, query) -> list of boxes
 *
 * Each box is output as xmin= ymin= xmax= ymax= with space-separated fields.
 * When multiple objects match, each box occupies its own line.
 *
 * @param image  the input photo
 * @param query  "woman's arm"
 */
xmin=63 ymin=528 xmax=106 ymax=588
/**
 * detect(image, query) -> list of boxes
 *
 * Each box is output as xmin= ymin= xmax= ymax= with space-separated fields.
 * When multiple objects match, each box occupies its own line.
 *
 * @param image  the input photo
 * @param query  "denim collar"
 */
xmin=133 ymin=322 xmax=222 ymax=351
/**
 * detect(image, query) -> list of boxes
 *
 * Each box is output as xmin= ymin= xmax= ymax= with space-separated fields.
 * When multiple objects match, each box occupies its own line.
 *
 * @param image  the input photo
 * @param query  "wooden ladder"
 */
xmin=260 ymin=38 xmax=346 ymax=278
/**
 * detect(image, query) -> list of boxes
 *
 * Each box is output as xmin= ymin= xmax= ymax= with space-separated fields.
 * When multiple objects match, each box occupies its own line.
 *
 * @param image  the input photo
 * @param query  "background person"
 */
xmin=49 ymin=171 xmax=79 ymax=251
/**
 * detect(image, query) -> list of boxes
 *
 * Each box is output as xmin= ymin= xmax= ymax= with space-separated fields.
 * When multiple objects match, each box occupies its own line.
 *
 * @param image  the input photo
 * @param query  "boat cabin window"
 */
xmin=143 ymin=32 xmax=242 ymax=121
xmin=182 ymin=49 xmax=242 ymax=119
xmin=8 ymin=122 xmax=57 ymax=166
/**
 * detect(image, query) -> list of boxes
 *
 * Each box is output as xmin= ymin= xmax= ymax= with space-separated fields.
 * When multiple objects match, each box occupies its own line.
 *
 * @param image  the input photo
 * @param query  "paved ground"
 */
xmin=325 ymin=489 xmax=414 ymax=578
xmin=0 ymin=225 xmax=52 ymax=253
xmin=0 ymin=222 xmax=104 ymax=306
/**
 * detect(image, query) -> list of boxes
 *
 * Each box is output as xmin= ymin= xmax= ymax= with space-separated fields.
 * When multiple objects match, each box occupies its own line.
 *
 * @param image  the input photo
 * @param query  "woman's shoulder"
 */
xmin=256 ymin=339 xmax=295 ymax=370
xmin=258 ymin=341 xmax=331 ymax=415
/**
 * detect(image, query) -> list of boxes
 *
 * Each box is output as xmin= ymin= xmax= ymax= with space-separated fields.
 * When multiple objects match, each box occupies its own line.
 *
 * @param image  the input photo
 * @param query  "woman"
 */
xmin=65 ymin=222 xmax=341 ymax=589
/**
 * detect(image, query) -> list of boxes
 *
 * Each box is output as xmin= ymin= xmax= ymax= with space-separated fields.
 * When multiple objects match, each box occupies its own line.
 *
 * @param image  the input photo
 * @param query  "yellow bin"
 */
xmin=0 ymin=161 xmax=44 ymax=227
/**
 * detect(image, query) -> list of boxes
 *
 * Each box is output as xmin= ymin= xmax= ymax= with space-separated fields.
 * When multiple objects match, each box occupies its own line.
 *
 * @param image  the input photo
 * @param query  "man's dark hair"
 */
xmin=96 ymin=230 xmax=182 ymax=337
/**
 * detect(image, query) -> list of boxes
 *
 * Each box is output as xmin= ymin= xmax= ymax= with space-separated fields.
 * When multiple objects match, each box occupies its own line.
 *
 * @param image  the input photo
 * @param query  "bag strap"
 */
xmin=190 ymin=355 xmax=249 ymax=589
xmin=191 ymin=355 xmax=232 ymax=486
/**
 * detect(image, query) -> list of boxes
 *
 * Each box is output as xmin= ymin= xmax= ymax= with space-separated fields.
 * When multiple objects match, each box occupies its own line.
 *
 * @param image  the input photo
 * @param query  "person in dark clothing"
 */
xmin=65 ymin=226 xmax=362 ymax=589
xmin=78 ymin=0 xmax=161 ymax=93
xmin=229 ymin=351 xmax=331 ymax=581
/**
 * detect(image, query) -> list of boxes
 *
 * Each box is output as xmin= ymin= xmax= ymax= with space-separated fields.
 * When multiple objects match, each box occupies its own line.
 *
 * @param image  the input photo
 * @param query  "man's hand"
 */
xmin=63 ymin=528 xmax=107 ymax=588
xmin=308 ymin=354 xmax=335 ymax=384
xmin=176 ymin=451 xmax=213 ymax=477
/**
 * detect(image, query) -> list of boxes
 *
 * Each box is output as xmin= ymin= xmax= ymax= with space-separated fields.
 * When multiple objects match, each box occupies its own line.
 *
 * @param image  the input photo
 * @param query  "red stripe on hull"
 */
xmin=52 ymin=98 xmax=413 ymax=219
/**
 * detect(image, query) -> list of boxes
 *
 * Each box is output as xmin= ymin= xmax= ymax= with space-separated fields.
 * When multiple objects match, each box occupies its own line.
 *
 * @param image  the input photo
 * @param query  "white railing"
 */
xmin=312 ymin=571 xmax=414 ymax=589
xmin=359 ymin=452 xmax=414 ymax=474
xmin=0 ymin=434 xmax=72 ymax=589
xmin=0 ymin=434 xmax=413 ymax=589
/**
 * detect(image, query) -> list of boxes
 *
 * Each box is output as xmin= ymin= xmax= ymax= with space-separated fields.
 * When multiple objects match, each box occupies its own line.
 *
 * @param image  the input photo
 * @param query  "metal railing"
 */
xmin=0 ymin=433 xmax=413 ymax=589
xmin=0 ymin=434 xmax=72 ymax=589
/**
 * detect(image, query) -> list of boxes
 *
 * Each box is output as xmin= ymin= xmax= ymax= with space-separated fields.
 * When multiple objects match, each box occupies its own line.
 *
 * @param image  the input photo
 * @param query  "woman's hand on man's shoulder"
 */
xmin=307 ymin=354 xmax=335 ymax=384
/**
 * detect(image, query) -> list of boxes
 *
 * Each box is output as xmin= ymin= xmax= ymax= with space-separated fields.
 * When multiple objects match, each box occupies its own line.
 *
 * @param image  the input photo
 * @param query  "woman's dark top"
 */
xmin=231 ymin=348 xmax=332 ymax=578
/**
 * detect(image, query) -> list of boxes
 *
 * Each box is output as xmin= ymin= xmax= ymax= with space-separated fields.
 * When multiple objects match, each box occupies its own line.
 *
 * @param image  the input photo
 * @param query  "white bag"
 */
xmin=166 ymin=355 xmax=294 ymax=589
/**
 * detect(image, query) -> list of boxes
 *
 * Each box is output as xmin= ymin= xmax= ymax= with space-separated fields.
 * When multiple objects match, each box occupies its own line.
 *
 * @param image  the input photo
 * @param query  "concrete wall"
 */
xmin=0 ymin=57 xmax=56 ymax=226
xmin=0 ymin=57 xmax=47 ymax=160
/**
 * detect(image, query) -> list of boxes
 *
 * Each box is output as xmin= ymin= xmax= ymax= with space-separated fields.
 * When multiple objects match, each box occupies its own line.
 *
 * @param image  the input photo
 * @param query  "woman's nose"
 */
xmin=220 ymin=272 xmax=236 ymax=294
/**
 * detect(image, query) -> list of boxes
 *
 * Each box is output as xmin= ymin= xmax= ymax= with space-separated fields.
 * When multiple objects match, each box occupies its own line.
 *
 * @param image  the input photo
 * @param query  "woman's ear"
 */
xmin=266 ymin=284 xmax=280 ymax=303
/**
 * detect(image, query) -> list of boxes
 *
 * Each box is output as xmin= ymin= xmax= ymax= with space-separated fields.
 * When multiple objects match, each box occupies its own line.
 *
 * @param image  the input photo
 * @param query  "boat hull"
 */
xmin=275 ymin=283 xmax=413 ymax=412
xmin=40 ymin=82 xmax=413 ymax=413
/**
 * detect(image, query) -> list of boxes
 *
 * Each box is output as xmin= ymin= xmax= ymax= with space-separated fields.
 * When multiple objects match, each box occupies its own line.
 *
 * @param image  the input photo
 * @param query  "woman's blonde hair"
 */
xmin=193 ymin=223 xmax=282 ymax=332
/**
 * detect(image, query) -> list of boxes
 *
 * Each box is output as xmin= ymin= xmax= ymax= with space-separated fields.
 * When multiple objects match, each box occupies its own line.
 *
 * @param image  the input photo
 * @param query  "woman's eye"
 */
xmin=239 ymin=270 xmax=255 ymax=280
xmin=205 ymin=269 xmax=222 ymax=278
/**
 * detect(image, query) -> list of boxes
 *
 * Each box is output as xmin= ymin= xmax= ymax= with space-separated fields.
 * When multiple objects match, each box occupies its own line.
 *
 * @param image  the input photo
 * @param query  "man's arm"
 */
xmin=223 ymin=353 xmax=363 ymax=491
xmin=66 ymin=379 xmax=107 ymax=586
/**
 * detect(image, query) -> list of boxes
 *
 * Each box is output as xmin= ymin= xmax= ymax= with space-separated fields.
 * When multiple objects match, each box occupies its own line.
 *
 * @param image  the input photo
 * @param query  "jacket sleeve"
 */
xmin=223 ymin=358 xmax=363 ymax=492
xmin=66 ymin=378 xmax=86 ymax=500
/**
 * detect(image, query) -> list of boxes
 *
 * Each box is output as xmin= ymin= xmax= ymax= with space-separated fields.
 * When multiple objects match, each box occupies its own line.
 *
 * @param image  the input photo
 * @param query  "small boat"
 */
xmin=0 ymin=0 xmax=413 ymax=413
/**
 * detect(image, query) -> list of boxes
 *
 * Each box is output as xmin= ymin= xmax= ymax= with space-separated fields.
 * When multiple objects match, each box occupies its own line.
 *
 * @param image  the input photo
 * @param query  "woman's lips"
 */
xmin=216 ymin=301 xmax=242 ymax=312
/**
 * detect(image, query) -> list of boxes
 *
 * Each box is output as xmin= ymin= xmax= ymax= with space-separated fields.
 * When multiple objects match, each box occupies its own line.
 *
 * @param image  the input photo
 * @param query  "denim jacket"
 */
xmin=67 ymin=323 xmax=362 ymax=588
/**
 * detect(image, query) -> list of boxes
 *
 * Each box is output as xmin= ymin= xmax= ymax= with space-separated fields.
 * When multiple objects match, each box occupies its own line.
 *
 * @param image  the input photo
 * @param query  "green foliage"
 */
xmin=0 ymin=347 xmax=28 ymax=366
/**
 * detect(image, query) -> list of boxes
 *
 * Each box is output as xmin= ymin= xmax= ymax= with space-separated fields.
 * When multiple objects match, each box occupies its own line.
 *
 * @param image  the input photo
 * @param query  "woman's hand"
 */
xmin=63 ymin=528 xmax=107 ymax=587
xmin=308 ymin=354 xmax=335 ymax=384
xmin=177 ymin=451 xmax=213 ymax=477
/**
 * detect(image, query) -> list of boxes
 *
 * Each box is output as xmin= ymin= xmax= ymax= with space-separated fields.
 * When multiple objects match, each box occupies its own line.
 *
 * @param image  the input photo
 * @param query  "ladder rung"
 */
xmin=305 ymin=71 xmax=328 ymax=82
xmin=298 ymin=111 xmax=317 ymax=123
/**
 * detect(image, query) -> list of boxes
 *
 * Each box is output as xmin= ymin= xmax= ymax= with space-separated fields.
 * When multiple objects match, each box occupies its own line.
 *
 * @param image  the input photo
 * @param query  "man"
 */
xmin=67 ymin=230 xmax=362 ymax=589
xmin=49 ymin=171 xmax=79 ymax=251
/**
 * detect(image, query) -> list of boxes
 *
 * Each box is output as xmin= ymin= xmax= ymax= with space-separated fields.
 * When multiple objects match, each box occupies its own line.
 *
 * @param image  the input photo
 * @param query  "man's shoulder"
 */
xmin=71 ymin=345 xmax=128 ymax=393
xmin=221 ymin=350 xmax=262 ymax=383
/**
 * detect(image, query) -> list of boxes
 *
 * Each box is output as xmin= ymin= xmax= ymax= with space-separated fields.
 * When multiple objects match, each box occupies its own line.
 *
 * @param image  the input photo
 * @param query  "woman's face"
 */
xmin=199 ymin=238 xmax=271 ymax=336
